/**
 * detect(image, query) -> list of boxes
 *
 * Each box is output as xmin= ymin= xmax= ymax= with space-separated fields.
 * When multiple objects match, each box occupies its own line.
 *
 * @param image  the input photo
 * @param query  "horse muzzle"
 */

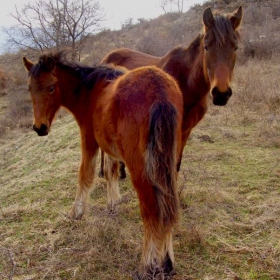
xmin=33 ymin=124 xmax=49 ymax=136
xmin=211 ymin=86 xmax=232 ymax=106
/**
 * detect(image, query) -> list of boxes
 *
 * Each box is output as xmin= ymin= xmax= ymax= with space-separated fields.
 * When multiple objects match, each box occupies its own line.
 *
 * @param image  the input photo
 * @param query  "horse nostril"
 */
xmin=227 ymin=87 xmax=233 ymax=99
xmin=211 ymin=87 xmax=219 ymax=98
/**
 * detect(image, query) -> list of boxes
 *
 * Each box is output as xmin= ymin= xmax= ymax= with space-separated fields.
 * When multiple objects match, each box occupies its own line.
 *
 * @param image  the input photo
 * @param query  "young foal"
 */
xmin=100 ymin=6 xmax=243 ymax=178
xmin=23 ymin=52 xmax=183 ymax=278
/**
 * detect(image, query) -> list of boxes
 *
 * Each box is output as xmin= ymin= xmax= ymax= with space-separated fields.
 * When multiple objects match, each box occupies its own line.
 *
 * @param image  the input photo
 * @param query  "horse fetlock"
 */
xmin=107 ymin=194 xmax=121 ymax=213
xmin=107 ymin=181 xmax=121 ymax=207
xmin=68 ymin=202 xmax=85 ymax=219
xmin=107 ymin=201 xmax=117 ymax=214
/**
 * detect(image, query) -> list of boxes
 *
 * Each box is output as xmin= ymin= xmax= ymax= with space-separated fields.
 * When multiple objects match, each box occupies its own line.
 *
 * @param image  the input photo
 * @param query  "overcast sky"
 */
xmin=0 ymin=0 xmax=206 ymax=52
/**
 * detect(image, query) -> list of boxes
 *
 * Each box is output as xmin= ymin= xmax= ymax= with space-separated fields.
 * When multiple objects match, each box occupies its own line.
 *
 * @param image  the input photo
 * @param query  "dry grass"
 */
xmin=1 ymin=1 xmax=280 ymax=278
xmin=1 ymin=56 xmax=280 ymax=279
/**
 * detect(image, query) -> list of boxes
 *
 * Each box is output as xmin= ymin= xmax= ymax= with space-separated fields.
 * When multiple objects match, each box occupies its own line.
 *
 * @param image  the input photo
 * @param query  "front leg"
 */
xmin=176 ymin=130 xmax=191 ymax=172
xmin=68 ymin=138 xmax=99 ymax=219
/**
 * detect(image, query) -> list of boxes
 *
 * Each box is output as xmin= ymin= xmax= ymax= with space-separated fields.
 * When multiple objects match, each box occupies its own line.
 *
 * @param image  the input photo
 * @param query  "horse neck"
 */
xmin=55 ymin=67 xmax=85 ymax=116
xmin=160 ymin=35 xmax=210 ymax=104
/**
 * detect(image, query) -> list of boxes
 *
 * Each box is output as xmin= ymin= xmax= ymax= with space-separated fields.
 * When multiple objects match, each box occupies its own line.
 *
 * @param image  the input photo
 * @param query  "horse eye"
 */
xmin=49 ymin=85 xmax=55 ymax=94
xmin=204 ymin=45 xmax=209 ymax=51
xmin=235 ymin=46 xmax=238 ymax=51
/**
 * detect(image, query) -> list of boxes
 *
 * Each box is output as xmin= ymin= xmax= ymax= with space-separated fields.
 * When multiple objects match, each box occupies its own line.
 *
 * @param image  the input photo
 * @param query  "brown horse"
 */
xmin=99 ymin=6 xmax=243 ymax=178
xmin=22 ymin=51 xmax=183 ymax=279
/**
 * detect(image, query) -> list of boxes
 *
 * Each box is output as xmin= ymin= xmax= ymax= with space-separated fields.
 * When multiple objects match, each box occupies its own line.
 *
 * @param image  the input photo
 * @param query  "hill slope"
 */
xmin=1 ymin=0 xmax=280 ymax=279
xmin=1 ymin=84 xmax=279 ymax=279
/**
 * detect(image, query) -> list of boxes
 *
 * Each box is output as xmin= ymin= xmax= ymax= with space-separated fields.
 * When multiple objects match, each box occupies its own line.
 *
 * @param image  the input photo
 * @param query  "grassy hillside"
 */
xmin=1 ymin=59 xmax=280 ymax=279
xmin=1 ymin=0 xmax=280 ymax=279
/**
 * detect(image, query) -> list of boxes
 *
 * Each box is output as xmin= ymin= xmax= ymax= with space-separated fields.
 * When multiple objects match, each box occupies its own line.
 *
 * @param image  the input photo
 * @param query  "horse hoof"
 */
xmin=107 ymin=203 xmax=118 ymax=215
xmin=67 ymin=208 xmax=83 ymax=220
xmin=132 ymin=266 xmax=174 ymax=280
xmin=162 ymin=254 xmax=175 ymax=275
xmin=132 ymin=270 xmax=146 ymax=280
xmin=98 ymin=170 xmax=104 ymax=178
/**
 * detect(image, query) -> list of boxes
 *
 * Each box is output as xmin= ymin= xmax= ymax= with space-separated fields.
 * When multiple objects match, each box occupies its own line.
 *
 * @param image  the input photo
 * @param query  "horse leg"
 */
xmin=98 ymin=149 xmax=105 ymax=178
xmin=68 ymin=140 xmax=99 ymax=219
xmin=176 ymin=130 xmax=192 ymax=172
xmin=131 ymin=175 xmax=175 ymax=278
xmin=104 ymin=154 xmax=121 ymax=212
xmin=119 ymin=161 xmax=126 ymax=179
xmin=99 ymin=151 xmax=126 ymax=180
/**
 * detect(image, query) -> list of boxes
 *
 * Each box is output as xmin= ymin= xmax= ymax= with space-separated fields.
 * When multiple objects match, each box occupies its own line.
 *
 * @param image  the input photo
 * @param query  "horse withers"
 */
xmin=23 ymin=53 xmax=183 ymax=279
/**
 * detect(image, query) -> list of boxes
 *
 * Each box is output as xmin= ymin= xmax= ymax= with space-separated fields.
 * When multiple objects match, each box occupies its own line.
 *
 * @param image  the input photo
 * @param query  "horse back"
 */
xmin=94 ymin=66 xmax=183 ymax=162
xmin=113 ymin=65 xmax=183 ymax=129
xmin=101 ymin=48 xmax=161 ymax=70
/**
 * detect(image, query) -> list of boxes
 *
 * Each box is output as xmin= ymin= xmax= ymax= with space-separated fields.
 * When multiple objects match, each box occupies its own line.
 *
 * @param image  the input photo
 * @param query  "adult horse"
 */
xmin=99 ymin=6 xmax=243 ymax=178
xmin=23 ymin=52 xmax=183 ymax=279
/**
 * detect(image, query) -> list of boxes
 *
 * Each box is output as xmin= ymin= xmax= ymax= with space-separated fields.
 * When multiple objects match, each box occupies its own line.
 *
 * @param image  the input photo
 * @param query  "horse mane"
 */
xmin=29 ymin=50 xmax=126 ymax=89
xmin=210 ymin=13 xmax=240 ymax=47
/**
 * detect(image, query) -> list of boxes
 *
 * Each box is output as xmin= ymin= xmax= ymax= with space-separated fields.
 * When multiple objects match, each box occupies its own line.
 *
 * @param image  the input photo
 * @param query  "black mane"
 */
xmin=80 ymin=65 xmax=126 ymax=89
xmin=29 ymin=50 xmax=126 ymax=89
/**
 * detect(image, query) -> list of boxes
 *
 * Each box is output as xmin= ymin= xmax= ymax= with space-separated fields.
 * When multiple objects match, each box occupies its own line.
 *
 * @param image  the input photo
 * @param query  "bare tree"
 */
xmin=4 ymin=0 xmax=104 ymax=59
xmin=159 ymin=0 xmax=184 ymax=14
xmin=175 ymin=0 xmax=184 ymax=13
xmin=159 ymin=0 xmax=169 ymax=14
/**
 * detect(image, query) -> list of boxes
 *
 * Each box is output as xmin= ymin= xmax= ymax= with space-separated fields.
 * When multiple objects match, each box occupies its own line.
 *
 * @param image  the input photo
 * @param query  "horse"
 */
xmin=99 ymin=6 xmax=243 ymax=179
xmin=22 ymin=51 xmax=183 ymax=279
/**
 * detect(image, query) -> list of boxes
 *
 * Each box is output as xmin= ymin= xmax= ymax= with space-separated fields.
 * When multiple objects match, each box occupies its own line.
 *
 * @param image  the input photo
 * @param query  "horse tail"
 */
xmin=145 ymin=101 xmax=180 ymax=230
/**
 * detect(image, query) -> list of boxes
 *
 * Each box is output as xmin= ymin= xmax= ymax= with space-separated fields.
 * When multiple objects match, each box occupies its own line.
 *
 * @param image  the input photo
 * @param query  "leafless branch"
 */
xmin=3 ymin=0 xmax=104 ymax=59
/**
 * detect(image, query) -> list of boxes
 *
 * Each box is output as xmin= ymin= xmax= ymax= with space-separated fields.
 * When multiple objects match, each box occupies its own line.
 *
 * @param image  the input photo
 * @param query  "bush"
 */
xmin=0 ymin=69 xmax=7 ymax=96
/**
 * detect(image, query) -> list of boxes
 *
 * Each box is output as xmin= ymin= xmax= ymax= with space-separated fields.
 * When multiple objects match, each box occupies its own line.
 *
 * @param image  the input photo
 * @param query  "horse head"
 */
xmin=202 ymin=6 xmax=242 ymax=106
xmin=23 ymin=55 xmax=61 ymax=136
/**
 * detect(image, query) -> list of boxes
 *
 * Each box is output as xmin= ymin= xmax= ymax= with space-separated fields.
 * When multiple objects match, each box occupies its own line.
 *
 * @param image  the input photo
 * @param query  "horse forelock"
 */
xmin=210 ymin=14 xmax=239 ymax=47
xmin=29 ymin=51 xmax=72 ymax=79
xmin=29 ymin=63 xmax=43 ymax=79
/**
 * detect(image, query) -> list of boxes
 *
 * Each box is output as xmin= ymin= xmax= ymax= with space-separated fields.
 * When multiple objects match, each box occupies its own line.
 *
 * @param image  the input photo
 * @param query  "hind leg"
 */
xmin=119 ymin=161 xmax=126 ymax=179
xmin=98 ymin=149 xmax=105 ymax=178
xmin=130 ymin=175 xmax=175 ymax=278
xmin=104 ymin=154 xmax=121 ymax=212
xmin=99 ymin=150 xmax=127 ymax=180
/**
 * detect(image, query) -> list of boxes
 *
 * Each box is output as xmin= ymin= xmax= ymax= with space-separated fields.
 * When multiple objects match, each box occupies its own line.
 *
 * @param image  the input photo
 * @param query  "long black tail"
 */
xmin=145 ymin=101 xmax=180 ymax=229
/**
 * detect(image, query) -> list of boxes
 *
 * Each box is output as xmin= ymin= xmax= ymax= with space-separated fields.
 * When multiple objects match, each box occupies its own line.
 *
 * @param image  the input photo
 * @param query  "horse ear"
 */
xmin=203 ymin=7 xmax=214 ymax=29
xmin=229 ymin=6 xmax=242 ymax=30
xmin=23 ymin=57 xmax=34 ymax=72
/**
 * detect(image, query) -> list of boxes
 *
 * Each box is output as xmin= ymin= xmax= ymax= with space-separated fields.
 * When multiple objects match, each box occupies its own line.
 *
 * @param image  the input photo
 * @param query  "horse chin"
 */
xmin=33 ymin=124 xmax=49 ymax=136
xmin=37 ymin=131 xmax=49 ymax=136
xmin=212 ymin=98 xmax=229 ymax=106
